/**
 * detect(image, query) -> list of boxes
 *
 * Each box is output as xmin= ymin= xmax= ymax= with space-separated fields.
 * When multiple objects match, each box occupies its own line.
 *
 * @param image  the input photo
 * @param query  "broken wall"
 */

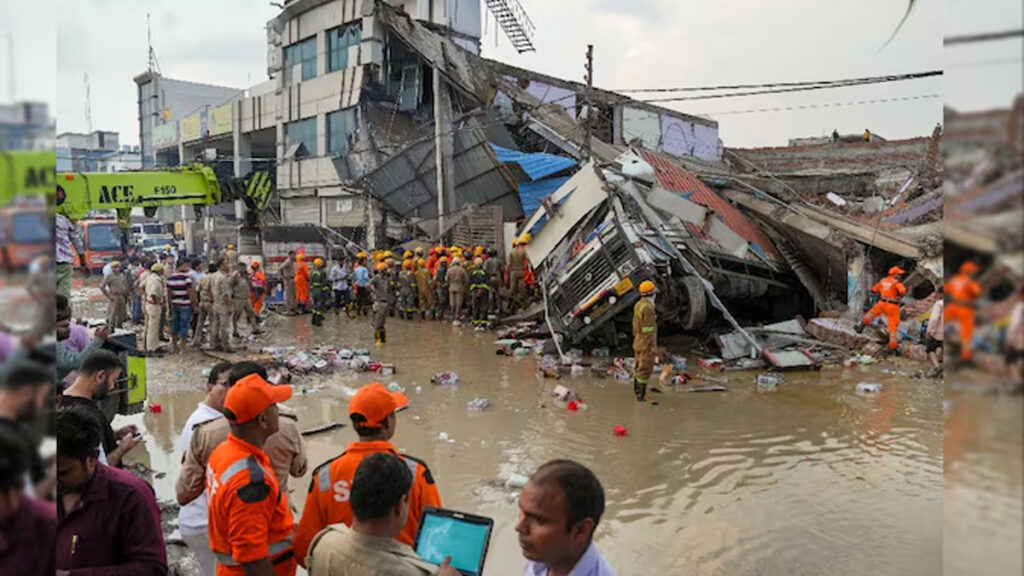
xmin=620 ymin=106 xmax=721 ymax=161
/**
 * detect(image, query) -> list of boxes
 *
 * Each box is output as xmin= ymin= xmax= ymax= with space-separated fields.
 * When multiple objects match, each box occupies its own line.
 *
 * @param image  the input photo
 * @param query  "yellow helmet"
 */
xmin=227 ymin=244 xmax=236 ymax=250
xmin=356 ymin=251 xmax=368 ymax=259
xmin=403 ymin=251 xmax=413 ymax=259
xmin=418 ymin=258 xmax=427 ymax=267
xmin=376 ymin=262 xmax=387 ymax=271
xmin=314 ymin=258 xmax=324 ymax=267
xmin=414 ymin=246 xmax=424 ymax=255
xmin=384 ymin=250 xmax=393 ymax=258
xmin=512 ymin=238 xmax=520 ymax=247
xmin=519 ymin=233 xmax=532 ymax=245
xmin=639 ymin=280 xmax=657 ymax=295
xmin=164 ymin=244 xmax=172 ymax=250
xmin=474 ymin=257 xmax=483 ymax=266
xmin=475 ymin=245 xmax=484 ymax=254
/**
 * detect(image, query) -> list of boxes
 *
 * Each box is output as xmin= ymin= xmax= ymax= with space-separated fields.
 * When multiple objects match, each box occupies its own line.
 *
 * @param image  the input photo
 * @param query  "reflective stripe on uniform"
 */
xmin=318 ymin=468 xmax=330 ymax=492
xmin=219 ymin=458 xmax=252 ymax=485
xmin=405 ymin=458 xmax=419 ymax=479
xmin=213 ymin=536 xmax=294 ymax=566
xmin=642 ymin=326 xmax=655 ymax=333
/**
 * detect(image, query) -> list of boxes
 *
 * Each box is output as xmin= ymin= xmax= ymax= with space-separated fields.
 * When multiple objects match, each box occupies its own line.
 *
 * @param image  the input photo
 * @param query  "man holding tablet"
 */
xmin=307 ymin=453 xmax=458 ymax=575
xmin=518 ymin=460 xmax=615 ymax=576
xmin=294 ymin=383 xmax=442 ymax=567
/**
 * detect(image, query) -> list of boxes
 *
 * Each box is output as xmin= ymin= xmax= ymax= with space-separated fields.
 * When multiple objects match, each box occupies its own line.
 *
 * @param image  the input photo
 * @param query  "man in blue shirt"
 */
xmin=519 ymin=460 xmax=615 ymax=576
xmin=352 ymin=254 xmax=372 ymax=316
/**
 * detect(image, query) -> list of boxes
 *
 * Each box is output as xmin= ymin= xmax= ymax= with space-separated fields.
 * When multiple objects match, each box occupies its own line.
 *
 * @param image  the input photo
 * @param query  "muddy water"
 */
xmin=117 ymin=312 xmax=955 ymax=576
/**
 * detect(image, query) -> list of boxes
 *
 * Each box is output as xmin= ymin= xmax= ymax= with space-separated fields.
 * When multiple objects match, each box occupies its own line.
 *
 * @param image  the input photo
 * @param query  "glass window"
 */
xmin=11 ymin=211 xmax=52 ymax=244
xmin=327 ymin=109 xmax=358 ymax=155
xmin=327 ymin=22 xmax=362 ymax=72
xmin=286 ymin=118 xmax=318 ymax=157
xmin=284 ymin=37 xmax=317 ymax=81
xmin=87 ymin=224 xmax=123 ymax=251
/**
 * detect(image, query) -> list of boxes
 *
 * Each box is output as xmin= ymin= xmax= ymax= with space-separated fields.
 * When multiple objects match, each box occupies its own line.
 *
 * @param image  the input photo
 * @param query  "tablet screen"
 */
xmin=415 ymin=512 xmax=491 ymax=574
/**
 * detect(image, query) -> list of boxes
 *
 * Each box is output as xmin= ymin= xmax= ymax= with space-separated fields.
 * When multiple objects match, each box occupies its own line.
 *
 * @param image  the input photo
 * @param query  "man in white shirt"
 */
xmin=176 ymin=362 xmax=233 ymax=576
xmin=519 ymin=460 xmax=615 ymax=576
xmin=925 ymin=297 xmax=944 ymax=373
xmin=329 ymin=257 xmax=351 ymax=315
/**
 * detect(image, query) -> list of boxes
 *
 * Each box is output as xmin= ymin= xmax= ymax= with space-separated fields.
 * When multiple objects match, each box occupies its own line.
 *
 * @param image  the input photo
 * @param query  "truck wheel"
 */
xmin=679 ymin=275 xmax=707 ymax=331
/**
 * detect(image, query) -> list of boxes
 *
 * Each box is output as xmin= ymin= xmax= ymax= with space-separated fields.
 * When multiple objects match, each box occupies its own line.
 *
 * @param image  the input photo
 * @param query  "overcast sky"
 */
xmin=3 ymin=0 xmax=1021 ymax=148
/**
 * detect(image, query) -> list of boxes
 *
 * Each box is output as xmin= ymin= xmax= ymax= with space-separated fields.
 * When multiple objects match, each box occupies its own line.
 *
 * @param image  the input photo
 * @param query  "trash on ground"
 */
xmin=387 ymin=382 xmax=406 ymax=393
xmin=437 ymin=432 xmax=452 ymax=442
xmin=570 ymin=364 xmax=585 ymax=376
xmin=756 ymin=373 xmax=783 ymax=390
xmin=300 ymin=422 xmax=346 ymax=436
xmin=467 ymin=397 xmax=491 ymax=411
xmin=504 ymin=473 xmax=529 ymax=490
xmin=381 ymin=363 xmax=395 ymax=376
xmin=856 ymin=382 xmax=883 ymax=394
xmin=552 ymin=385 xmax=582 ymax=403
xmin=149 ymin=403 xmax=162 ymax=414
xmin=415 ymin=386 xmax=423 ymax=393
xmin=432 ymin=372 xmax=459 ymax=386
xmin=612 ymin=426 xmax=627 ymax=437
xmin=591 ymin=347 xmax=610 ymax=358
xmin=698 ymin=358 xmax=724 ymax=370
xmin=567 ymin=400 xmax=579 ymax=412
xmin=688 ymin=385 xmax=727 ymax=392
xmin=697 ymin=374 xmax=728 ymax=384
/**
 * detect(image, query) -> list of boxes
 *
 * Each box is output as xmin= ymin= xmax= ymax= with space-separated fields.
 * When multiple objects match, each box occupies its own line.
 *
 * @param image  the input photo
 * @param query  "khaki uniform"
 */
xmin=143 ymin=272 xmax=166 ymax=351
xmin=508 ymin=247 xmax=527 ymax=311
xmin=191 ymin=274 xmax=215 ymax=346
xmin=210 ymin=271 xmax=233 ymax=350
xmin=370 ymin=272 xmax=390 ymax=335
xmin=223 ymin=249 xmax=238 ymax=267
xmin=230 ymin=271 xmax=257 ymax=335
xmin=415 ymin=268 xmax=434 ymax=318
xmin=632 ymin=297 xmax=658 ymax=400
xmin=447 ymin=263 xmax=469 ymax=318
xmin=175 ymin=405 xmax=307 ymax=504
xmin=280 ymin=259 xmax=297 ymax=313
xmin=307 ymin=523 xmax=437 ymax=576
xmin=483 ymin=257 xmax=502 ymax=314
xmin=101 ymin=272 xmax=131 ymax=328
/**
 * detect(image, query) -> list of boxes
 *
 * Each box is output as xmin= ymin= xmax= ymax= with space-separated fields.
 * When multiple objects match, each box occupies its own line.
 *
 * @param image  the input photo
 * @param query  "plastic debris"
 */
xmin=856 ymin=382 xmax=883 ymax=394
xmin=570 ymin=364 xmax=585 ymax=376
xmin=353 ymin=348 xmax=370 ymax=356
xmin=387 ymin=382 xmax=406 ymax=393
xmin=667 ymin=355 xmax=688 ymax=371
xmin=513 ymin=347 xmax=532 ymax=357
xmin=567 ymin=401 xmax=579 ymax=412
xmin=431 ymin=372 xmax=459 ymax=386
xmin=349 ymin=358 xmax=368 ymax=372
xmin=415 ymin=386 xmax=423 ymax=393
xmin=505 ymin=474 xmax=529 ymax=490
xmin=612 ymin=426 xmax=627 ymax=437
xmin=338 ymin=349 xmax=354 ymax=360
xmin=591 ymin=347 xmax=610 ymax=358
xmin=858 ymin=355 xmax=876 ymax=365
xmin=367 ymin=362 xmax=382 ymax=372
xmin=688 ymin=385 xmax=727 ymax=392
xmin=698 ymin=358 xmax=724 ymax=370
xmin=381 ymin=364 xmax=395 ymax=377
xmin=437 ymin=432 xmax=450 ymax=442
xmin=698 ymin=374 xmax=728 ymax=384
xmin=552 ymin=385 xmax=581 ymax=403
xmin=149 ymin=403 xmax=162 ymax=414
xmin=756 ymin=373 xmax=783 ymax=390
xmin=467 ymin=397 xmax=490 ymax=411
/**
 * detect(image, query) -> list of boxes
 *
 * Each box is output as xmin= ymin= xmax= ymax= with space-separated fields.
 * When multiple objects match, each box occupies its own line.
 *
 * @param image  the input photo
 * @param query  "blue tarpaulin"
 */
xmin=490 ymin=144 xmax=576 ymax=181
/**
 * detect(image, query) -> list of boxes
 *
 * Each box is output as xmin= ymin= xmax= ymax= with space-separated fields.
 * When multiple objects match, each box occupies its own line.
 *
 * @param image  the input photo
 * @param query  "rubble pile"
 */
xmin=259 ymin=345 xmax=389 ymax=376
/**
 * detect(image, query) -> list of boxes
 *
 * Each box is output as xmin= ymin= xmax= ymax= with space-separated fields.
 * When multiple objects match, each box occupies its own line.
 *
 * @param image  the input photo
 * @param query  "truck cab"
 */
xmin=0 ymin=202 xmax=52 ymax=270
xmin=73 ymin=218 xmax=125 ymax=271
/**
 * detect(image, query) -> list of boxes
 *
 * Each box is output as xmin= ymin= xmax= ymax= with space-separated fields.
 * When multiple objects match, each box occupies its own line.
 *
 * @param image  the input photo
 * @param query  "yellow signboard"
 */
xmin=179 ymin=113 xmax=202 ymax=142
xmin=208 ymin=103 xmax=233 ymax=136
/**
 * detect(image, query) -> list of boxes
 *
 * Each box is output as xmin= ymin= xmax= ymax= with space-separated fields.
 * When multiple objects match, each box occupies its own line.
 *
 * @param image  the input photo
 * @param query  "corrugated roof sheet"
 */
xmin=490 ymin=144 xmax=577 ymax=181
xmin=519 ymin=177 xmax=571 ymax=216
xmin=637 ymin=148 xmax=777 ymax=260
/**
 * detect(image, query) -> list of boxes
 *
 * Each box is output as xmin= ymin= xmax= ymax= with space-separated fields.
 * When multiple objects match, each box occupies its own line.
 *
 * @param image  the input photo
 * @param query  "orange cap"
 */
xmin=888 ymin=266 xmax=905 ymax=276
xmin=250 ymin=262 xmax=260 ymax=269
xmin=223 ymin=374 xmax=293 ymax=424
xmin=960 ymin=261 xmax=980 ymax=274
xmin=348 ymin=383 xmax=409 ymax=428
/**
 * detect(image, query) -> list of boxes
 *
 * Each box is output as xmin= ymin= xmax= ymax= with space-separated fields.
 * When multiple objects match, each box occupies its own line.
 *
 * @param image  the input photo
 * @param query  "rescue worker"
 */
xmin=370 ymin=262 xmax=390 ymax=344
xmin=398 ymin=260 xmax=417 ymax=320
xmin=224 ymin=244 xmax=238 ymax=267
xmin=144 ymin=262 xmax=167 ymax=352
xmin=426 ymin=247 xmax=440 ymax=276
xmin=280 ymin=251 xmax=297 ymax=314
xmin=100 ymin=260 xmax=130 ymax=329
xmin=447 ymin=257 xmax=468 ymax=324
xmin=231 ymin=262 xmax=261 ymax=339
xmin=483 ymin=248 xmax=503 ymax=316
xmin=508 ymin=237 xmax=528 ymax=313
xmin=435 ymin=257 xmax=449 ymax=322
xmin=944 ymin=261 xmax=982 ymax=363
xmin=310 ymin=258 xmax=330 ymax=327
xmin=469 ymin=257 xmax=491 ymax=330
xmin=192 ymin=263 xmax=217 ymax=347
xmin=633 ymin=280 xmax=661 ymax=402
xmin=414 ymin=246 xmax=424 ymax=262
xmin=352 ymin=254 xmax=372 ymax=316
xmin=211 ymin=258 xmax=234 ymax=352
xmin=859 ymin=266 xmax=907 ymax=354
xmin=293 ymin=382 xmax=441 ymax=568
xmin=385 ymin=258 xmax=399 ymax=317
xmin=415 ymin=258 xmax=434 ymax=320
xmin=205 ymin=373 xmax=297 ymax=576
xmin=294 ymin=253 xmax=310 ymax=313
xmin=250 ymin=262 xmax=267 ymax=315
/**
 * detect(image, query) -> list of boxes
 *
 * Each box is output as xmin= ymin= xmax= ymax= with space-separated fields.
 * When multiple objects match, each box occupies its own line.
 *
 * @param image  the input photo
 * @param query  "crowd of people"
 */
xmin=278 ymin=239 xmax=538 ymax=342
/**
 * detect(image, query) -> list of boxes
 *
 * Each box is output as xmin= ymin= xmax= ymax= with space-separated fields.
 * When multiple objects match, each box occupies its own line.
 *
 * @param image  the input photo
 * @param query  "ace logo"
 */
xmin=99 ymin=184 xmax=135 ymax=204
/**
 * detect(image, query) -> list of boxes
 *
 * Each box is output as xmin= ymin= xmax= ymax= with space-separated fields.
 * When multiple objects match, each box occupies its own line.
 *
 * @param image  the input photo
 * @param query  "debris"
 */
xmin=505 ymin=473 xmax=529 ymax=490
xmin=697 ymin=374 xmax=728 ymax=384
xmin=300 ymin=422 xmax=346 ymax=436
xmin=149 ymin=403 xmax=162 ymax=414
xmin=570 ymin=364 xmax=585 ymax=376
xmin=415 ymin=386 xmax=423 ymax=393
xmin=688 ymin=385 xmax=727 ymax=392
xmin=431 ymin=372 xmax=459 ymax=386
xmin=567 ymin=401 xmax=579 ymax=412
xmin=381 ymin=364 xmax=395 ymax=377
xmin=437 ymin=432 xmax=451 ymax=442
xmin=513 ymin=347 xmax=532 ymax=357
xmin=612 ymin=426 xmax=627 ymax=437
xmin=467 ymin=397 xmax=491 ymax=411
xmin=667 ymin=355 xmax=687 ymax=371
xmin=756 ymin=373 xmax=783 ymax=390
xmin=698 ymin=358 xmax=724 ymax=370
xmin=856 ymin=382 xmax=883 ymax=394
xmin=552 ymin=385 xmax=582 ymax=403
xmin=387 ymin=382 xmax=406 ymax=393
xmin=367 ymin=362 xmax=382 ymax=372
xmin=591 ymin=347 xmax=610 ymax=357
xmin=826 ymin=192 xmax=848 ymax=207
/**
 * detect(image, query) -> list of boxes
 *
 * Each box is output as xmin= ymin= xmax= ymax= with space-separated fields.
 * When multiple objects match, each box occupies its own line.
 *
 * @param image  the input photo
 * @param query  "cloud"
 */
xmin=588 ymin=0 xmax=665 ymax=23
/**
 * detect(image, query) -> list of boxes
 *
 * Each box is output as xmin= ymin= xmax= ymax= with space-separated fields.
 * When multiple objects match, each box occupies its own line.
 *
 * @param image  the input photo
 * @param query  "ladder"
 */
xmin=484 ymin=0 xmax=536 ymax=53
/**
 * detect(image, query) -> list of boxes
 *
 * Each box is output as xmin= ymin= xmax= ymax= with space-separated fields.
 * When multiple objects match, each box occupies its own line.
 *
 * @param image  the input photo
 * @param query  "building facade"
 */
xmin=0 ymin=101 xmax=54 ymax=150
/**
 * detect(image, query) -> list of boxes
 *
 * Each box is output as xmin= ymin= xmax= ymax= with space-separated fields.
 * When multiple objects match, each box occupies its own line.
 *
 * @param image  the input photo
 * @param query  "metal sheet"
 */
xmin=646 ymin=185 xmax=707 ymax=225
xmin=490 ymin=144 xmax=576 ymax=181
xmin=523 ymin=161 xmax=608 ymax=265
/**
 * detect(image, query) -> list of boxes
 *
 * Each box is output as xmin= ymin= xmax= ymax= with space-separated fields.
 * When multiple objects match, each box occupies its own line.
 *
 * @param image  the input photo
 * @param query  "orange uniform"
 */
xmin=206 ymin=434 xmax=297 ymax=576
xmin=944 ymin=267 xmax=982 ymax=361
xmin=294 ymin=260 xmax=310 ymax=307
xmin=250 ymin=269 xmax=267 ymax=314
xmin=293 ymin=440 xmax=441 ymax=566
xmin=426 ymin=254 xmax=439 ymax=276
xmin=863 ymin=271 xmax=907 ymax=349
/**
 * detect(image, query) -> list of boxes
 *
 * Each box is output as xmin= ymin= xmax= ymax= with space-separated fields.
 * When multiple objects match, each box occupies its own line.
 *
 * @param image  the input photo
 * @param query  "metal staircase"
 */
xmin=484 ymin=0 xmax=537 ymax=53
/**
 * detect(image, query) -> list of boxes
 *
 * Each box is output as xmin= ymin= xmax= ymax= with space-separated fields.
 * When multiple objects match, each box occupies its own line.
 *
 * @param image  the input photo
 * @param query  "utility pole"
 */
xmin=582 ymin=44 xmax=593 ymax=161
xmin=433 ymin=68 xmax=455 ymax=242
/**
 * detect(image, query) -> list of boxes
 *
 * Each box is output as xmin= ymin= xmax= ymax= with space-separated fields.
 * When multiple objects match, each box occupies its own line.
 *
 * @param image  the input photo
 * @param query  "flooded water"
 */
xmin=118 ymin=313 xmax=953 ymax=576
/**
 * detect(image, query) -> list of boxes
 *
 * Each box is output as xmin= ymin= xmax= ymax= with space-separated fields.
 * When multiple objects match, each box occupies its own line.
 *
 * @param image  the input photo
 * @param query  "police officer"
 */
xmin=370 ymin=262 xmax=390 ymax=344
xmin=508 ymin=237 xmax=529 ymax=313
xmin=211 ymin=258 xmax=234 ymax=352
xmin=469 ymin=257 xmax=491 ymax=331
xmin=415 ymin=258 xmax=434 ymax=320
xmin=310 ymin=258 xmax=330 ymax=327
xmin=633 ymin=280 xmax=660 ymax=402
xmin=232 ymin=262 xmax=261 ymax=338
xmin=206 ymin=373 xmax=296 ymax=576
xmin=280 ymin=251 xmax=297 ymax=315
xmin=192 ymin=263 xmax=217 ymax=348
xmin=100 ymin=260 xmax=130 ymax=329
xmin=446 ymin=257 xmax=468 ymax=324
xmin=399 ymin=260 xmax=417 ymax=320
xmin=435 ymin=257 xmax=449 ymax=322
xmin=483 ymin=247 xmax=502 ymax=316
